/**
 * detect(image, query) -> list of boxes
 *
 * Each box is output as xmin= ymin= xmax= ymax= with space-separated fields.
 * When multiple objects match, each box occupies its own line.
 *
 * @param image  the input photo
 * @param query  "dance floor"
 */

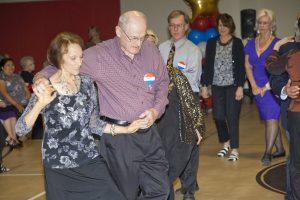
xmin=0 ymin=103 xmax=288 ymax=200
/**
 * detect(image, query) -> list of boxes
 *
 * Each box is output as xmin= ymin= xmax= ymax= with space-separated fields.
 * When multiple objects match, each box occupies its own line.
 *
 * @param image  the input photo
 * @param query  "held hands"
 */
xmin=33 ymin=76 xmax=51 ymax=97
xmin=126 ymin=119 xmax=145 ymax=133
xmin=138 ymin=108 xmax=159 ymax=129
xmin=34 ymin=85 xmax=57 ymax=108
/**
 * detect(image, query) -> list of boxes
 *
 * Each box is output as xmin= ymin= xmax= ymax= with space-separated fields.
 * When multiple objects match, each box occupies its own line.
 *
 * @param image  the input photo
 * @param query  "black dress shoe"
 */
xmin=272 ymin=151 xmax=286 ymax=158
xmin=183 ymin=192 xmax=195 ymax=200
xmin=261 ymin=153 xmax=272 ymax=166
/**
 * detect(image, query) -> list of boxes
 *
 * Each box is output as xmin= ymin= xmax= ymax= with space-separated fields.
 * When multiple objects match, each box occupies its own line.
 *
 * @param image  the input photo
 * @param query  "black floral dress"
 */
xmin=16 ymin=75 xmax=125 ymax=200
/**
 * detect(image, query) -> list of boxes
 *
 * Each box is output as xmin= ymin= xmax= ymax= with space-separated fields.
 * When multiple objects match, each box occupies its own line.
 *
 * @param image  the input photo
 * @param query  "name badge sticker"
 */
xmin=177 ymin=61 xmax=186 ymax=71
xmin=144 ymin=73 xmax=156 ymax=89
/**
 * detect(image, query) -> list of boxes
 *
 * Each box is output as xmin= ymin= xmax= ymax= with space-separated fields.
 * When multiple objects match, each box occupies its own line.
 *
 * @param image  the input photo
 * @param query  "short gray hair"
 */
xmin=20 ymin=56 xmax=34 ymax=69
xmin=118 ymin=10 xmax=147 ymax=29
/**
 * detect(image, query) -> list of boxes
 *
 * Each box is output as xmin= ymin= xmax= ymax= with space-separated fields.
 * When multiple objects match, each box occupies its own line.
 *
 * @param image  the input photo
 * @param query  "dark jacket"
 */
xmin=202 ymin=36 xmax=245 ymax=87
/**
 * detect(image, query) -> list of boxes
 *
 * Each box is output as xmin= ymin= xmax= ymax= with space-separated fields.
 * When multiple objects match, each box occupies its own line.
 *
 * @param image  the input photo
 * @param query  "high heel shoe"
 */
xmin=261 ymin=153 xmax=272 ymax=166
xmin=5 ymin=139 xmax=22 ymax=149
xmin=272 ymin=151 xmax=286 ymax=158
xmin=0 ymin=164 xmax=10 ymax=173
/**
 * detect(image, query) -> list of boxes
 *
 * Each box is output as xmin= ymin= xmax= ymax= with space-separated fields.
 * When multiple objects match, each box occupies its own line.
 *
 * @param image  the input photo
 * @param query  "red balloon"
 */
xmin=190 ymin=15 xmax=210 ymax=31
xmin=208 ymin=12 xmax=219 ymax=28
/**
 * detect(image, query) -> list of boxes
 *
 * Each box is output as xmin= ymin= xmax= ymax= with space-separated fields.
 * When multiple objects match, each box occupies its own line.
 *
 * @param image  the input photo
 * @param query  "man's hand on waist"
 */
xmin=138 ymin=108 xmax=159 ymax=129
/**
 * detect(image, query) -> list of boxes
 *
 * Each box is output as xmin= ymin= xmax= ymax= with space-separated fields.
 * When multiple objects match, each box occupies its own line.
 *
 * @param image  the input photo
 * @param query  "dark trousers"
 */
xmin=179 ymin=145 xmax=199 ymax=193
xmin=157 ymin=89 xmax=199 ymax=199
xmin=287 ymin=112 xmax=300 ymax=200
xmin=212 ymin=85 xmax=242 ymax=148
xmin=0 ymin=123 xmax=6 ymax=164
xmin=283 ymin=131 xmax=293 ymax=200
xmin=178 ymin=92 xmax=200 ymax=195
xmin=44 ymin=156 xmax=125 ymax=200
xmin=100 ymin=126 xmax=170 ymax=200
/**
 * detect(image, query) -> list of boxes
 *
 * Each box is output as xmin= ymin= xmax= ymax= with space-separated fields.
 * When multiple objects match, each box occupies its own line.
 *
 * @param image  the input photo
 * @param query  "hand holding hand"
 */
xmin=126 ymin=119 xmax=144 ymax=133
xmin=33 ymin=77 xmax=50 ymax=97
xmin=35 ymin=85 xmax=57 ymax=108
xmin=138 ymin=108 xmax=159 ymax=129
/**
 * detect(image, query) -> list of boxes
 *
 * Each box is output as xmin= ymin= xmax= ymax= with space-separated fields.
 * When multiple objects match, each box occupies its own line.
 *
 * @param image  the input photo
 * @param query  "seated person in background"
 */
xmin=0 ymin=58 xmax=30 ymax=145
xmin=0 ymin=58 xmax=31 ymax=115
xmin=0 ymin=120 xmax=10 ymax=173
xmin=84 ymin=26 xmax=101 ymax=49
xmin=0 ymin=99 xmax=18 ymax=147
xmin=20 ymin=56 xmax=35 ymax=93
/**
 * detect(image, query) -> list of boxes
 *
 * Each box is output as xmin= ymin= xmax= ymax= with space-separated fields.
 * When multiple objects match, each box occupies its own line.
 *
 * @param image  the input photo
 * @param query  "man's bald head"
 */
xmin=118 ymin=10 xmax=147 ymax=30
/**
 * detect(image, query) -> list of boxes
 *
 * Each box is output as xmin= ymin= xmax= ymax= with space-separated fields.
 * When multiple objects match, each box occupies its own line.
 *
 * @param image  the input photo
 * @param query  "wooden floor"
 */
xmin=0 ymin=103 xmax=288 ymax=200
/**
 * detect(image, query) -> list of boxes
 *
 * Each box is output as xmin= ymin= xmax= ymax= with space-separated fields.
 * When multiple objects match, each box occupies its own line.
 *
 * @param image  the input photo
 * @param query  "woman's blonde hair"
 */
xmin=255 ymin=8 xmax=276 ymax=34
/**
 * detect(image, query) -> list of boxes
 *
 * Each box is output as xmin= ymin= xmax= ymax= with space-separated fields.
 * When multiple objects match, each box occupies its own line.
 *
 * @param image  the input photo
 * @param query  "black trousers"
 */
xmin=0 ymin=123 xmax=6 ymax=164
xmin=100 ymin=126 xmax=170 ymax=200
xmin=287 ymin=111 xmax=300 ymax=200
xmin=157 ymin=89 xmax=199 ymax=199
xmin=212 ymin=85 xmax=242 ymax=148
xmin=179 ymin=145 xmax=199 ymax=193
xmin=44 ymin=156 xmax=125 ymax=200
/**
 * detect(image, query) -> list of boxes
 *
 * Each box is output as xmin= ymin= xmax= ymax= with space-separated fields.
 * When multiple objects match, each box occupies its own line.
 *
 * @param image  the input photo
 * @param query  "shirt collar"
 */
xmin=113 ymin=36 xmax=143 ymax=61
xmin=171 ymin=37 xmax=187 ymax=49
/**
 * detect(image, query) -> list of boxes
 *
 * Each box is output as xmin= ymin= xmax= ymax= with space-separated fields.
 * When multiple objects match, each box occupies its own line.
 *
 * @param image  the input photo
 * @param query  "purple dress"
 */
xmin=244 ymin=38 xmax=280 ymax=120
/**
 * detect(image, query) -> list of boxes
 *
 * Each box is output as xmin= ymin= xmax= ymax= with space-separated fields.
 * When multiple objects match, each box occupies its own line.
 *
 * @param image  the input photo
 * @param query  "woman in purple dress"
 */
xmin=245 ymin=9 xmax=285 ymax=165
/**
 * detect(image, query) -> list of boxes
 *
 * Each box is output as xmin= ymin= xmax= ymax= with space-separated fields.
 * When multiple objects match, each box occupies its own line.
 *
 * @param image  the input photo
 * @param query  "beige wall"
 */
xmin=121 ymin=0 xmax=300 ymax=43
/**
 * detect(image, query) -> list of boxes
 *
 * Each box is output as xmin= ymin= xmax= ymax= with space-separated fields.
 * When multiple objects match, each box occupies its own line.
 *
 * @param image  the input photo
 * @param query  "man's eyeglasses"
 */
xmin=119 ymin=27 xmax=145 ymax=43
xmin=169 ymin=24 xmax=186 ymax=29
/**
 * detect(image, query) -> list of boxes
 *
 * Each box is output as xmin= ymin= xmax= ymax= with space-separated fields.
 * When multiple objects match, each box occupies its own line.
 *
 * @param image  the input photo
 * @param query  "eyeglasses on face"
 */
xmin=169 ymin=24 xmax=186 ymax=29
xmin=119 ymin=26 xmax=146 ymax=43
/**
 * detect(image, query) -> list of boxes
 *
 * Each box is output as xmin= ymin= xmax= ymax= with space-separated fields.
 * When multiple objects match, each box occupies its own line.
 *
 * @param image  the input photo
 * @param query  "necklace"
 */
xmin=57 ymin=75 xmax=80 ymax=95
xmin=218 ymin=36 xmax=233 ymax=46
xmin=256 ymin=34 xmax=272 ymax=53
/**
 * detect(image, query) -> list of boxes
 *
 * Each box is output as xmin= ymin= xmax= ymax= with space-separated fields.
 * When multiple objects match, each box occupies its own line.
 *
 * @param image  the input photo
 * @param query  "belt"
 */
xmin=100 ymin=116 xmax=130 ymax=126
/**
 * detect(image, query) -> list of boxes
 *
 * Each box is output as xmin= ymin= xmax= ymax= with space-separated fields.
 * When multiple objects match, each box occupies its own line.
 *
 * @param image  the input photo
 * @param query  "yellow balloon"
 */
xmin=184 ymin=0 xmax=219 ymax=22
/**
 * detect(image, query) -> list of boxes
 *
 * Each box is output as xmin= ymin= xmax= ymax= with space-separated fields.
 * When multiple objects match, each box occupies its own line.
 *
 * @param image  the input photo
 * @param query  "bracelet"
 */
xmin=110 ymin=124 xmax=116 ymax=136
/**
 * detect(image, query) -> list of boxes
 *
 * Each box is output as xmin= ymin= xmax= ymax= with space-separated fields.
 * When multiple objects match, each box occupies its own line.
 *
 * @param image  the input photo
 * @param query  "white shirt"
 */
xmin=159 ymin=37 xmax=202 ymax=92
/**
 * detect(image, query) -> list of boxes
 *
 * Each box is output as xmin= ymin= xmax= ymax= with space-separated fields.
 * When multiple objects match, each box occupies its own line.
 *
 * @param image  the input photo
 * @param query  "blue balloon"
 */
xmin=187 ymin=29 xmax=207 ymax=45
xmin=205 ymin=27 xmax=219 ymax=39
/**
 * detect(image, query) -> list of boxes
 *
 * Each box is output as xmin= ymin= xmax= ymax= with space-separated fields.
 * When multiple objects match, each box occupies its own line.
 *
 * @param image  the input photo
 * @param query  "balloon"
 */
xmin=208 ymin=12 xmax=220 ymax=28
xmin=190 ymin=15 xmax=210 ymax=31
xmin=183 ymin=0 xmax=219 ymax=22
xmin=187 ymin=29 xmax=207 ymax=45
xmin=197 ymin=42 xmax=206 ymax=57
xmin=205 ymin=27 xmax=219 ymax=39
